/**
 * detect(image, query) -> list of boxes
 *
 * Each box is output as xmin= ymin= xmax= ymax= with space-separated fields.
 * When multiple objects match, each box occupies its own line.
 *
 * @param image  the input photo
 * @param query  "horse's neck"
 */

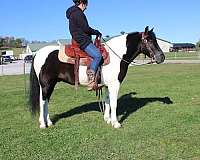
xmin=105 ymin=35 xmax=127 ymax=60
xmin=106 ymin=34 xmax=141 ymax=61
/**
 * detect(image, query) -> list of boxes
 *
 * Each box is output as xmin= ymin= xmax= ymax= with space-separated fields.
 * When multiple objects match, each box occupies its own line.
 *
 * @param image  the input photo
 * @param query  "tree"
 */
xmin=0 ymin=38 xmax=3 ymax=48
xmin=9 ymin=39 xmax=16 ymax=48
xmin=15 ymin=38 xmax=22 ymax=48
xmin=196 ymin=40 xmax=200 ymax=51
xmin=0 ymin=38 xmax=7 ymax=49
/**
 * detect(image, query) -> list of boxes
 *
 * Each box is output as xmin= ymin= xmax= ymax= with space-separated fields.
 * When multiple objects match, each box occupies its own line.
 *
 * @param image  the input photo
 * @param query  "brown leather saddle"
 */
xmin=64 ymin=39 xmax=109 ymax=66
xmin=58 ymin=38 xmax=110 ymax=89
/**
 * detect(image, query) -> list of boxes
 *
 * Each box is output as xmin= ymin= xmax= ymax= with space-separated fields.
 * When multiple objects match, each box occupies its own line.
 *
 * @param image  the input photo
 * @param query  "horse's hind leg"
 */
xmin=39 ymin=86 xmax=48 ymax=128
xmin=39 ymin=81 xmax=56 ymax=128
xmin=103 ymin=87 xmax=111 ymax=124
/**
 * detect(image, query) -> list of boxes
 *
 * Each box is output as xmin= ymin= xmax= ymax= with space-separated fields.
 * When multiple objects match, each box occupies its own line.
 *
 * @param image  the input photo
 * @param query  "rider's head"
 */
xmin=73 ymin=0 xmax=88 ymax=11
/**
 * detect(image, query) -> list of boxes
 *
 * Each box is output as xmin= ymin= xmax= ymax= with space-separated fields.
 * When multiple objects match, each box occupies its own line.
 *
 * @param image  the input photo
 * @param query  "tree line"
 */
xmin=196 ymin=40 xmax=200 ymax=50
xmin=0 ymin=36 xmax=28 ymax=49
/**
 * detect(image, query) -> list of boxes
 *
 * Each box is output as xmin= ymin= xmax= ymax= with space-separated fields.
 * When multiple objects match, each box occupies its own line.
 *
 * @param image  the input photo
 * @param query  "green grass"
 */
xmin=0 ymin=64 xmax=200 ymax=160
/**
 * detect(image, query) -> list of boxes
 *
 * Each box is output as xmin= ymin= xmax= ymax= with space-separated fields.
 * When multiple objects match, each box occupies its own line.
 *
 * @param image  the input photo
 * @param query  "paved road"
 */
xmin=0 ymin=60 xmax=31 ymax=76
xmin=0 ymin=59 xmax=200 ymax=76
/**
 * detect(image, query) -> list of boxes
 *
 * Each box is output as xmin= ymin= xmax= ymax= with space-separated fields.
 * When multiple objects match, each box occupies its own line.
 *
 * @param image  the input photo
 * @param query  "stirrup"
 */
xmin=87 ymin=83 xmax=104 ymax=91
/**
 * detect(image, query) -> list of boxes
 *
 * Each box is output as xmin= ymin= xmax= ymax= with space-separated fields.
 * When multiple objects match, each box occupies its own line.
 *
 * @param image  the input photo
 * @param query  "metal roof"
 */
xmin=27 ymin=42 xmax=58 ymax=52
xmin=173 ymin=43 xmax=195 ymax=48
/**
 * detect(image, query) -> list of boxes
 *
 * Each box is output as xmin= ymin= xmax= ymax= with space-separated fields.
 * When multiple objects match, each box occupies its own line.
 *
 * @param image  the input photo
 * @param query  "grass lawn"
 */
xmin=0 ymin=64 xmax=200 ymax=160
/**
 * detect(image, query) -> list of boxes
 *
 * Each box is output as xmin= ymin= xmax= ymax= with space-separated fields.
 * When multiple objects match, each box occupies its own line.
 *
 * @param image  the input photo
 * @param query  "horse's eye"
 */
xmin=144 ymin=39 xmax=148 ymax=43
xmin=148 ymin=39 xmax=154 ymax=43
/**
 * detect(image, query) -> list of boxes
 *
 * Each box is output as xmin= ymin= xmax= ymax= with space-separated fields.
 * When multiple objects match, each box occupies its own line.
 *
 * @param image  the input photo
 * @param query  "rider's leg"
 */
xmin=84 ymin=43 xmax=103 ymax=90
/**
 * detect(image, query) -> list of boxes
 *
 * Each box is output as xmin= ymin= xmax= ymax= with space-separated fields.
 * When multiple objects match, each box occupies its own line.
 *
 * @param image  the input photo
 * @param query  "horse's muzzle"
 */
xmin=155 ymin=53 xmax=165 ymax=64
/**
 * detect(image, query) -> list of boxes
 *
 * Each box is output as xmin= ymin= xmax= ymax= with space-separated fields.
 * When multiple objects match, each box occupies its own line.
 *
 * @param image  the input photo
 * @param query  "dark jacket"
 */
xmin=66 ymin=6 xmax=100 ymax=50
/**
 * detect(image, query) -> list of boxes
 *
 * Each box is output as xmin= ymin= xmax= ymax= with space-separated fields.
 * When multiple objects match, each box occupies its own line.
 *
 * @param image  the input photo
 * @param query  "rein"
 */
xmin=102 ymin=34 xmax=155 ymax=66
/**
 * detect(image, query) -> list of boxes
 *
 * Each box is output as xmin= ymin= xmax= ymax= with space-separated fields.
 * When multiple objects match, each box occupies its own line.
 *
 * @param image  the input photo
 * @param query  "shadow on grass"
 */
xmin=52 ymin=92 xmax=173 ymax=125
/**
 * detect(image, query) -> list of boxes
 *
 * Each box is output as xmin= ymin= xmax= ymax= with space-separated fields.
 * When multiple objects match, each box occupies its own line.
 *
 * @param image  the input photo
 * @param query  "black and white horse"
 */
xmin=29 ymin=26 xmax=165 ymax=128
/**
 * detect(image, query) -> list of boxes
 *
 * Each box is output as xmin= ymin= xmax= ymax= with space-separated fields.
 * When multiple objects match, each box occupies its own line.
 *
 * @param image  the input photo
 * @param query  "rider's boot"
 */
xmin=87 ymin=69 xmax=96 ymax=91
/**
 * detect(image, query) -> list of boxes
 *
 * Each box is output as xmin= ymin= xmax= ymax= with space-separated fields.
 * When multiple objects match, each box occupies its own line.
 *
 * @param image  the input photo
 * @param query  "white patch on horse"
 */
xmin=102 ymin=34 xmax=127 ymax=85
xmin=34 ymin=45 xmax=60 ymax=77
xmin=79 ymin=66 xmax=89 ymax=85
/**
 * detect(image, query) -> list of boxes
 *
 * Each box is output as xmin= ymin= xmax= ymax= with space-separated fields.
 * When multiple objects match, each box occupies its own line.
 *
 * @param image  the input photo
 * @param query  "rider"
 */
xmin=66 ymin=0 xmax=103 ymax=91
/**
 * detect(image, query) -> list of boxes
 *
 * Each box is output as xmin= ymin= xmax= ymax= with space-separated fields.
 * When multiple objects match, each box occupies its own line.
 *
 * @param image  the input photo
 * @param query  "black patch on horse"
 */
xmin=118 ymin=32 xmax=141 ymax=83
xmin=39 ymin=50 xmax=75 ymax=100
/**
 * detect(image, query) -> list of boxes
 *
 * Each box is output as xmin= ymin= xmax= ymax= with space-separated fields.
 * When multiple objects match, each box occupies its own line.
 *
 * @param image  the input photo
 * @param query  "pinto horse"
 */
xmin=29 ymin=26 xmax=165 ymax=128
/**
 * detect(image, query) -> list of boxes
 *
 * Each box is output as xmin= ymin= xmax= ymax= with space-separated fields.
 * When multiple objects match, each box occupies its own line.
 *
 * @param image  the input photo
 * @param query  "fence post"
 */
xmin=1 ymin=64 xmax=3 ymax=76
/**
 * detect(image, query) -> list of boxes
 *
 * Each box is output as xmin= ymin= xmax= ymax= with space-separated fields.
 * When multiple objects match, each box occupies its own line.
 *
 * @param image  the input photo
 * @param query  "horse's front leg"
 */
xmin=108 ymin=81 xmax=121 ymax=128
xmin=103 ymin=87 xmax=111 ymax=124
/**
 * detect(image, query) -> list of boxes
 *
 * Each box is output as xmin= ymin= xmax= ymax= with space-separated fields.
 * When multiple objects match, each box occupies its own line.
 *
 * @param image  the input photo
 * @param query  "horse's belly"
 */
xmin=79 ymin=66 xmax=88 ymax=85
xmin=78 ymin=62 xmax=120 ymax=86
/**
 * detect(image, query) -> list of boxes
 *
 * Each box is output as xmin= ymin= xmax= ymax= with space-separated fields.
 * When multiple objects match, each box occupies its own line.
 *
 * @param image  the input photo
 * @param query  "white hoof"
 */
xmin=40 ymin=123 xmax=46 ymax=129
xmin=47 ymin=120 xmax=53 ymax=127
xmin=112 ymin=121 xmax=121 ymax=128
xmin=104 ymin=117 xmax=111 ymax=124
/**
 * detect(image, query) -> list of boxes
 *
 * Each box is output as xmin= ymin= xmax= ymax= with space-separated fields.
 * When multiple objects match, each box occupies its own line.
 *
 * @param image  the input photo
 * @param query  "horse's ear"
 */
xmin=150 ymin=27 xmax=154 ymax=32
xmin=145 ymin=26 xmax=149 ymax=33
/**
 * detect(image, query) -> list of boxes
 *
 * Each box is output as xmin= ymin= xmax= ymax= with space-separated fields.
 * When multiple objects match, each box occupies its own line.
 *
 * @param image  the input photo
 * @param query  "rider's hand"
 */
xmin=95 ymin=30 xmax=102 ymax=38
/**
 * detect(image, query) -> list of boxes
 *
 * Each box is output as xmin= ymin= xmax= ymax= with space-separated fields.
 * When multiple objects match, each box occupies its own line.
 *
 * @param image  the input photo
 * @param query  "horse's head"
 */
xmin=140 ymin=26 xmax=165 ymax=64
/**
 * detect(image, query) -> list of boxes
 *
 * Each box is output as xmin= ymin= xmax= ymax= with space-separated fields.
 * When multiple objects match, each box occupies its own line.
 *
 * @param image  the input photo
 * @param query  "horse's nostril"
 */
xmin=161 ymin=54 xmax=165 ymax=62
xmin=155 ymin=53 xmax=165 ymax=64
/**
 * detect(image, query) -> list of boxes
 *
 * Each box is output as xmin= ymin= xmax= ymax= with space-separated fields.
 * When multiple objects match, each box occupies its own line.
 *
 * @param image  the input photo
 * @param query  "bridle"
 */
xmin=102 ymin=32 xmax=155 ymax=66
xmin=140 ymin=32 xmax=155 ymax=60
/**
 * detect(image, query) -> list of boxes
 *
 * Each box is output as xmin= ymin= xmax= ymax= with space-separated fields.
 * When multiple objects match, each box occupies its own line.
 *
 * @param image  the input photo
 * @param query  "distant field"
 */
xmin=0 ymin=64 xmax=200 ymax=160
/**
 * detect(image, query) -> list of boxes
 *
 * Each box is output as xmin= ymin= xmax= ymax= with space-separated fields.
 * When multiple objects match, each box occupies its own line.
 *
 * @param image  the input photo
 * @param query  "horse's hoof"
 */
xmin=47 ymin=121 xmax=53 ymax=127
xmin=40 ymin=124 xmax=46 ymax=129
xmin=112 ymin=121 xmax=121 ymax=128
xmin=104 ymin=117 xmax=111 ymax=124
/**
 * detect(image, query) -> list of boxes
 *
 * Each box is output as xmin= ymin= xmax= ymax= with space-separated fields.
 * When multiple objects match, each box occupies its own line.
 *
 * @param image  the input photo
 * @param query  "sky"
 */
xmin=0 ymin=0 xmax=200 ymax=43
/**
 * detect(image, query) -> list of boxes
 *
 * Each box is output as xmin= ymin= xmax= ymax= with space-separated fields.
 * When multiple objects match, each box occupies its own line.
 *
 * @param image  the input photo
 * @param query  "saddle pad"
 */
xmin=58 ymin=44 xmax=110 ymax=66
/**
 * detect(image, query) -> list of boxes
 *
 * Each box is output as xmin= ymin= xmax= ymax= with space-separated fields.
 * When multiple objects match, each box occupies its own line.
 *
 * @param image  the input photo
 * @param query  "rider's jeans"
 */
xmin=84 ymin=43 xmax=102 ymax=72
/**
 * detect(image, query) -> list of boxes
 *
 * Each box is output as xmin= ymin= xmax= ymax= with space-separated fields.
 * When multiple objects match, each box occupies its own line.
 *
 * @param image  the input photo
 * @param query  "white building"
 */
xmin=20 ymin=42 xmax=58 ymax=59
xmin=157 ymin=38 xmax=173 ymax=53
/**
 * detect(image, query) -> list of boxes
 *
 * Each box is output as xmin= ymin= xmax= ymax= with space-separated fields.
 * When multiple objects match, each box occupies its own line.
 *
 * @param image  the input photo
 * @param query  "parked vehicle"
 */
xmin=2 ymin=55 xmax=12 ymax=63
xmin=24 ymin=55 xmax=33 ymax=63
